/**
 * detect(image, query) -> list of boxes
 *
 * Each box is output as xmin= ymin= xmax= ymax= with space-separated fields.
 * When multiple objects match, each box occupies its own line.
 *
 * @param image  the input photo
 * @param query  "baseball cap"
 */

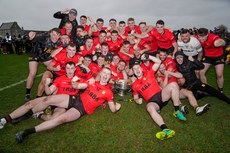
xmin=69 ymin=8 xmax=77 ymax=15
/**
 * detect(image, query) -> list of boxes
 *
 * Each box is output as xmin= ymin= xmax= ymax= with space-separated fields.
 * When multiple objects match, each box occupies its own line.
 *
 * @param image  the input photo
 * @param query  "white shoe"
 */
xmin=180 ymin=105 xmax=189 ymax=114
xmin=196 ymin=104 xmax=210 ymax=116
xmin=32 ymin=111 xmax=44 ymax=119
xmin=0 ymin=119 xmax=6 ymax=129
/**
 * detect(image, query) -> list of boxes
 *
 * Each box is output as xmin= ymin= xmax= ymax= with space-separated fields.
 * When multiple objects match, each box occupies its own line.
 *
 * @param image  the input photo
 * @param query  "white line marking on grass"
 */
xmin=0 ymin=73 xmax=43 ymax=92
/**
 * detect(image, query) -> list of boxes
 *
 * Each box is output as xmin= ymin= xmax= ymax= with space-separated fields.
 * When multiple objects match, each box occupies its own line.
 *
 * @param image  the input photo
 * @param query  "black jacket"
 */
xmin=53 ymin=11 xmax=78 ymax=36
xmin=175 ymin=52 xmax=204 ymax=89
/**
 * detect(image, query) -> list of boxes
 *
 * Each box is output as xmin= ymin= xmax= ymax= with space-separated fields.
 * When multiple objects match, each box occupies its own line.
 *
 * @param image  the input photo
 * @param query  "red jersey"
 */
xmin=75 ymin=66 xmax=91 ymax=81
xmin=149 ymin=28 xmax=176 ymax=49
xmin=109 ymin=63 xmax=117 ymax=72
xmin=83 ymin=25 xmax=90 ymax=32
xmin=132 ymin=69 xmax=161 ymax=102
xmin=81 ymin=81 xmax=114 ymax=114
xmin=92 ymin=27 xmax=107 ymax=37
xmin=199 ymin=33 xmax=224 ymax=57
xmin=52 ymin=50 xmax=80 ymax=76
xmin=107 ymin=40 xmax=123 ymax=53
xmin=111 ymin=68 xmax=124 ymax=80
xmin=139 ymin=36 xmax=158 ymax=52
xmin=60 ymin=28 xmax=72 ymax=38
xmin=161 ymin=57 xmax=177 ymax=72
xmin=93 ymin=37 xmax=105 ymax=47
xmin=52 ymin=75 xmax=79 ymax=95
xmin=79 ymin=45 xmax=96 ymax=56
xmin=117 ymin=48 xmax=134 ymax=64
xmin=89 ymin=62 xmax=103 ymax=78
xmin=158 ymin=74 xmax=177 ymax=85
xmin=140 ymin=62 xmax=154 ymax=72
xmin=125 ymin=25 xmax=141 ymax=34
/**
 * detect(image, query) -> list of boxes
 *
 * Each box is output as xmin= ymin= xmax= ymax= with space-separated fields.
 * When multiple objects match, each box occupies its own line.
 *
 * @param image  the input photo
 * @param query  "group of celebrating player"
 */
xmin=0 ymin=8 xmax=229 ymax=142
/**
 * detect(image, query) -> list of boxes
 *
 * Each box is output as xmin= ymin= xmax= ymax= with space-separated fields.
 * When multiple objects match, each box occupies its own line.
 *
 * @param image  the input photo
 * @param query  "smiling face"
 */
xmin=156 ymin=24 xmax=164 ymax=34
xmin=159 ymin=64 xmax=166 ymax=74
xmin=181 ymin=32 xmax=190 ymax=43
xmin=100 ymin=68 xmax=112 ymax=84
xmin=66 ymin=63 xmax=76 ymax=78
xmin=66 ymin=45 xmax=77 ymax=58
xmin=197 ymin=34 xmax=208 ymax=43
xmin=175 ymin=55 xmax=184 ymax=65
xmin=132 ymin=64 xmax=143 ymax=79
xmin=50 ymin=31 xmax=60 ymax=43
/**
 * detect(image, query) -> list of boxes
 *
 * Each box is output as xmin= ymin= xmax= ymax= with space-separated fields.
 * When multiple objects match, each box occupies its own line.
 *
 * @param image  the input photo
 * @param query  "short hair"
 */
xmin=80 ymin=15 xmax=87 ymax=19
xmin=119 ymin=21 xmax=126 ymax=25
xmin=109 ymin=18 xmax=117 ymax=23
xmin=159 ymin=48 xmax=168 ymax=54
xmin=85 ymin=36 xmax=94 ymax=41
xmin=99 ymin=30 xmax=107 ymax=35
xmin=101 ymin=42 xmax=109 ymax=47
xmin=123 ymin=40 xmax=130 ymax=45
xmin=127 ymin=17 xmax=135 ymax=22
xmin=50 ymin=28 xmax=60 ymax=34
xmin=76 ymin=25 xmax=85 ymax=31
xmin=156 ymin=20 xmax=165 ymax=25
xmin=119 ymin=60 xmax=126 ymax=65
xmin=198 ymin=28 xmax=209 ymax=36
xmin=139 ymin=22 xmax=146 ymax=26
xmin=68 ymin=42 xmax=77 ymax=48
xmin=96 ymin=18 xmax=104 ymax=23
xmin=84 ymin=54 xmax=92 ymax=60
xmin=111 ymin=30 xmax=118 ymax=34
xmin=66 ymin=61 xmax=76 ymax=66
xmin=180 ymin=29 xmax=190 ymax=35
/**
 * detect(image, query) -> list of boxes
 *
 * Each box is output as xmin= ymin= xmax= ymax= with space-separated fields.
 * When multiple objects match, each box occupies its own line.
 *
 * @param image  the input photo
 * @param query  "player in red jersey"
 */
xmin=118 ymin=41 xmax=134 ymax=64
xmin=137 ymin=22 xmax=158 ymax=56
xmin=133 ymin=20 xmax=178 ymax=57
xmin=107 ymin=30 xmax=123 ymax=53
xmin=117 ymin=21 xmax=128 ymax=40
xmin=109 ymin=54 xmax=120 ymax=73
xmin=89 ymin=55 xmax=105 ymax=78
xmin=158 ymin=49 xmax=177 ymax=72
xmin=157 ymin=64 xmax=210 ymax=116
xmin=75 ymin=55 xmax=92 ymax=81
xmin=125 ymin=17 xmax=141 ymax=34
xmin=79 ymin=36 xmax=96 ymax=56
xmin=36 ymin=43 xmax=80 ymax=98
xmin=93 ymin=30 xmax=107 ymax=50
xmin=197 ymin=28 xmax=226 ymax=93
xmin=111 ymin=60 xmax=128 ymax=81
xmin=131 ymin=54 xmax=186 ymax=140
xmin=60 ymin=21 xmax=74 ymax=41
xmin=79 ymin=15 xmax=90 ymax=33
xmin=88 ymin=17 xmax=107 ymax=38
xmin=35 ymin=62 xmax=85 ymax=121
xmin=0 ymin=67 xmax=121 ymax=143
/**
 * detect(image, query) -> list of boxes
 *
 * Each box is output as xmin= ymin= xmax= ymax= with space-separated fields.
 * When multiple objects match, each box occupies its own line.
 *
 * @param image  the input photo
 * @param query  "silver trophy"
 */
xmin=115 ymin=79 xmax=131 ymax=97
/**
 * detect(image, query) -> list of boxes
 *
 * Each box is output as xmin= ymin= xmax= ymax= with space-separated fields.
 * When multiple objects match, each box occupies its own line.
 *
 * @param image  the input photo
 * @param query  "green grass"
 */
xmin=0 ymin=54 xmax=230 ymax=153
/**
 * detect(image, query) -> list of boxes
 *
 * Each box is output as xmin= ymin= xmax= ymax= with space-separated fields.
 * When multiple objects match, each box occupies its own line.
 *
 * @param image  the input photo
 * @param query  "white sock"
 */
xmin=0 ymin=118 xmax=6 ymax=124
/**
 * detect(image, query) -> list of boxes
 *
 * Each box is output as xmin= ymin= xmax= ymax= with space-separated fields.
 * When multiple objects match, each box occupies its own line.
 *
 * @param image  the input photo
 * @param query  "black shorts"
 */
xmin=202 ymin=54 xmax=225 ymax=65
xmin=68 ymin=95 xmax=86 ymax=116
xmin=148 ymin=91 xmax=168 ymax=110
xmin=28 ymin=52 xmax=52 ymax=62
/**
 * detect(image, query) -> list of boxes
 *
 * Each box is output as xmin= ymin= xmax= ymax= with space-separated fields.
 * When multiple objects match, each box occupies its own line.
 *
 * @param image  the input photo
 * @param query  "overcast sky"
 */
xmin=0 ymin=0 xmax=229 ymax=31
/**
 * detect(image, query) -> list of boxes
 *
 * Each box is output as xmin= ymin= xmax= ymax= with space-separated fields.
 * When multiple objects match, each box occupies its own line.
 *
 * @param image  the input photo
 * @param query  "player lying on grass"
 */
xmin=0 ymin=67 xmax=121 ymax=143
